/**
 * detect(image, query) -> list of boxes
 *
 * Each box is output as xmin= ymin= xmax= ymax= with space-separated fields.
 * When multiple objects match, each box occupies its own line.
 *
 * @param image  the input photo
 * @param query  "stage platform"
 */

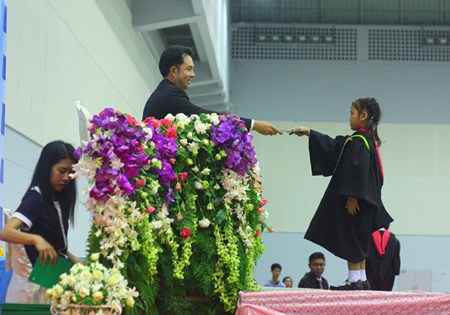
xmin=236 ymin=288 xmax=450 ymax=315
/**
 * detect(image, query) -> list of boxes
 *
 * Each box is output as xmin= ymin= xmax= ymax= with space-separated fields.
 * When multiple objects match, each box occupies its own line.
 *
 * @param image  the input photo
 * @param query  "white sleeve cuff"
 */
xmin=12 ymin=212 xmax=32 ymax=231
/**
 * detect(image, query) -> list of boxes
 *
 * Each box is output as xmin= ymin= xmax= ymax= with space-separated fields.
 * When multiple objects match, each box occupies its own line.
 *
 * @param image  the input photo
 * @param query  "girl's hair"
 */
xmin=352 ymin=97 xmax=382 ymax=146
xmin=27 ymin=140 xmax=78 ymax=225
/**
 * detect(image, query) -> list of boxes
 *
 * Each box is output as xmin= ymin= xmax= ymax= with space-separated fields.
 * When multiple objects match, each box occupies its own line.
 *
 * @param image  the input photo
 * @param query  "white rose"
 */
xmin=187 ymin=142 xmax=199 ymax=152
xmin=143 ymin=126 xmax=153 ymax=140
xmin=180 ymin=139 xmax=188 ymax=146
xmin=92 ymin=269 xmax=103 ymax=281
xmin=164 ymin=113 xmax=175 ymax=121
xmin=210 ymin=113 xmax=220 ymax=125
xmin=107 ymin=275 xmax=120 ymax=287
xmin=90 ymin=253 xmax=100 ymax=262
xmin=127 ymin=296 xmax=136 ymax=308
xmin=198 ymin=218 xmax=211 ymax=228
xmin=92 ymin=291 xmax=104 ymax=302
xmin=195 ymin=122 xmax=207 ymax=134
xmin=78 ymin=286 xmax=90 ymax=298
xmin=151 ymin=220 xmax=163 ymax=230
xmin=80 ymin=270 xmax=92 ymax=282
xmin=175 ymin=113 xmax=189 ymax=122
xmin=200 ymin=168 xmax=211 ymax=176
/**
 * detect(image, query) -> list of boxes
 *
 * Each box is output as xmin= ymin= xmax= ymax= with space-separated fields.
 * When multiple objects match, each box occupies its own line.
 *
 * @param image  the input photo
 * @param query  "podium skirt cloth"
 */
xmin=4 ymin=208 xmax=48 ymax=304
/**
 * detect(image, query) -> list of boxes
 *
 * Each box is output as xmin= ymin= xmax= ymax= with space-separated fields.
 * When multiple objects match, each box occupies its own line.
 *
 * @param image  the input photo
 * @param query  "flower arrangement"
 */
xmin=46 ymin=253 xmax=138 ymax=314
xmin=73 ymin=108 xmax=271 ymax=314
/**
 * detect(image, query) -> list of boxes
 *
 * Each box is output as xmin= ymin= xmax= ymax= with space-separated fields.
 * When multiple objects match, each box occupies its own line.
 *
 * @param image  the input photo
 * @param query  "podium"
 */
xmin=236 ymin=289 xmax=450 ymax=315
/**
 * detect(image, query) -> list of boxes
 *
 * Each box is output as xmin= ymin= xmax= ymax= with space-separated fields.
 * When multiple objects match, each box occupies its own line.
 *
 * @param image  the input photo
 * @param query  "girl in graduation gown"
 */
xmin=289 ymin=97 xmax=393 ymax=290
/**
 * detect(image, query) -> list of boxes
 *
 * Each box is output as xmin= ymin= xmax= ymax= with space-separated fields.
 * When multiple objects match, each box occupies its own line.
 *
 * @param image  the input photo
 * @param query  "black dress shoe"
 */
xmin=330 ymin=280 xmax=364 ymax=291
xmin=362 ymin=280 xmax=371 ymax=290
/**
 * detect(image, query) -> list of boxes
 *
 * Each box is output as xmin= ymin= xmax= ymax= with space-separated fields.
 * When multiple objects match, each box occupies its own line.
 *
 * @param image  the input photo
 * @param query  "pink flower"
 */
xmin=135 ymin=179 xmax=145 ymax=188
xmin=175 ymin=183 xmax=182 ymax=190
xmin=166 ymin=127 xmax=178 ymax=139
xmin=254 ymin=230 xmax=261 ymax=238
xmin=269 ymin=227 xmax=275 ymax=233
xmin=169 ymin=158 xmax=176 ymax=164
xmin=177 ymin=214 xmax=183 ymax=220
xmin=180 ymin=227 xmax=191 ymax=238
xmin=149 ymin=119 xmax=160 ymax=128
xmin=179 ymin=172 xmax=188 ymax=182
xmin=126 ymin=114 xmax=137 ymax=125
xmin=143 ymin=116 xmax=154 ymax=125
xmin=259 ymin=199 xmax=268 ymax=207
xmin=257 ymin=208 xmax=265 ymax=214
xmin=159 ymin=119 xmax=173 ymax=127
xmin=146 ymin=206 xmax=156 ymax=214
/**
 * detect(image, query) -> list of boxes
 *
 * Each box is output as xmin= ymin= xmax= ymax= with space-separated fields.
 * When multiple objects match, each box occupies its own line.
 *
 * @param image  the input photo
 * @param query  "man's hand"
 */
xmin=253 ymin=120 xmax=282 ymax=135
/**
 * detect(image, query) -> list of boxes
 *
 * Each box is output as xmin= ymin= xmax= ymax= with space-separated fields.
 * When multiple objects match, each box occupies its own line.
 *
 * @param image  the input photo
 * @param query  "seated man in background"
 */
xmin=298 ymin=252 xmax=329 ymax=289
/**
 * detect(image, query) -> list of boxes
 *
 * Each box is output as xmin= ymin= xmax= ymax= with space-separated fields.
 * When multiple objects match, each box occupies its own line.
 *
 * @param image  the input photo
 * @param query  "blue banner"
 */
xmin=0 ymin=0 xmax=6 ymax=259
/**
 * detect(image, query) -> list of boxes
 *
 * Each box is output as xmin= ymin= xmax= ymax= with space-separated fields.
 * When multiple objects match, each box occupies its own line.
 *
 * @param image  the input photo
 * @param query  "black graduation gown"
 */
xmin=366 ymin=230 xmax=401 ymax=291
xmin=304 ymin=130 xmax=393 ymax=263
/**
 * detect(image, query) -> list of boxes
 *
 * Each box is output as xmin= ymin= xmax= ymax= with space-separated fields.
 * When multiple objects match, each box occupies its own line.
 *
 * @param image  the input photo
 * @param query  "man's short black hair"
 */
xmin=308 ymin=252 xmax=325 ymax=264
xmin=159 ymin=45 xmax=194 ymax=77
xmin=271 ymin=263 xmax=282 ymax=271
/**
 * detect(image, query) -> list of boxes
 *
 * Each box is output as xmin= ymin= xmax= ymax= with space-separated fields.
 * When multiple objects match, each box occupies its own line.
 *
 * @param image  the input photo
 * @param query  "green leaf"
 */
xmin=215 ymin=209 xmax=227 ymax=225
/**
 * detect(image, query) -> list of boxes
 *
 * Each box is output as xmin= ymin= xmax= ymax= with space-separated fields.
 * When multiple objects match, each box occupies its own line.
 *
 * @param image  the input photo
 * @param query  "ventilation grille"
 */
xmin=369 ymin=29 xmax=450 ymax=62
xmin=232 ymin=25 xmax=357 ymax=61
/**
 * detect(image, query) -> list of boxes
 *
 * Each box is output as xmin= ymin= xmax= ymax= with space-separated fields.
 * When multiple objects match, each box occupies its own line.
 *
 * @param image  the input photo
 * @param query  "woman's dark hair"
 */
xmin=352 ymin=97 xmax=382 ymax=146
xmin=27 ymin=140 xmax=78 ymax=225
xmin=159 ymin=45 xmax=194 ymax=77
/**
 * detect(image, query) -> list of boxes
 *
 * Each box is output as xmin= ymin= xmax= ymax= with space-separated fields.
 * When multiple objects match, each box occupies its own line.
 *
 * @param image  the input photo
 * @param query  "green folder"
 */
xmin=28 ymin=256 xmax=74 ymax=288
xmin=0 ymin=303 xmax=51 ymax=314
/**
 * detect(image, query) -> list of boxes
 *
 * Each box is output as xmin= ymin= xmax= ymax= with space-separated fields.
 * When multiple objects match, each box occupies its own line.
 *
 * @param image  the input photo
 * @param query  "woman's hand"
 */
xmin=0 ymin=218 xmax=57 ymax=266
xmin=346 ymin=196 xmax=360 ymax=215
xmin=67 ymin=251 xmax=86 ymax=264
xmin=34 ymin=235 xmax=58 ymax=266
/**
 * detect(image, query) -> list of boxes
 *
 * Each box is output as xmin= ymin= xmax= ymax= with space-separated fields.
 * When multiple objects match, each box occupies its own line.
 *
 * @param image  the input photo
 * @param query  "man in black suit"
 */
xmin=143 ymin=45 xmax=281 ymax=135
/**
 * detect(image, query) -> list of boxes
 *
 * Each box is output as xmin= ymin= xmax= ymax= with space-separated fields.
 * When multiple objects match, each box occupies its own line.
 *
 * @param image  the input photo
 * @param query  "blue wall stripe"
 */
xmin=0 ymin=158 xmax=3 ymax=184
xmin=2 ymin=5 xmax=6 ymax=33
xmin=1 ymin=55 xmax=4 ymax=80
xmin=1 ymin=102 xmax=4 ymax=136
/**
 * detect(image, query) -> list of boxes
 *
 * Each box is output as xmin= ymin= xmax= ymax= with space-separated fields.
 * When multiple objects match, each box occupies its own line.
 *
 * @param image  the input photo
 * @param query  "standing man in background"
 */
xmin=263 ymin=263 xmax=286 ymax=288
xmin=143 ymin=45 xmax=281 ymax=136
xmin=366 ymin=225 xmax=401 ymax=291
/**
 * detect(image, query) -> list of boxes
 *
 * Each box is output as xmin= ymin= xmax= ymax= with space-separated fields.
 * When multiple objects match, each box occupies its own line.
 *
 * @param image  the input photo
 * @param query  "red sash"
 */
xmin=372 ymin=230 xmax=390 ymax=255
